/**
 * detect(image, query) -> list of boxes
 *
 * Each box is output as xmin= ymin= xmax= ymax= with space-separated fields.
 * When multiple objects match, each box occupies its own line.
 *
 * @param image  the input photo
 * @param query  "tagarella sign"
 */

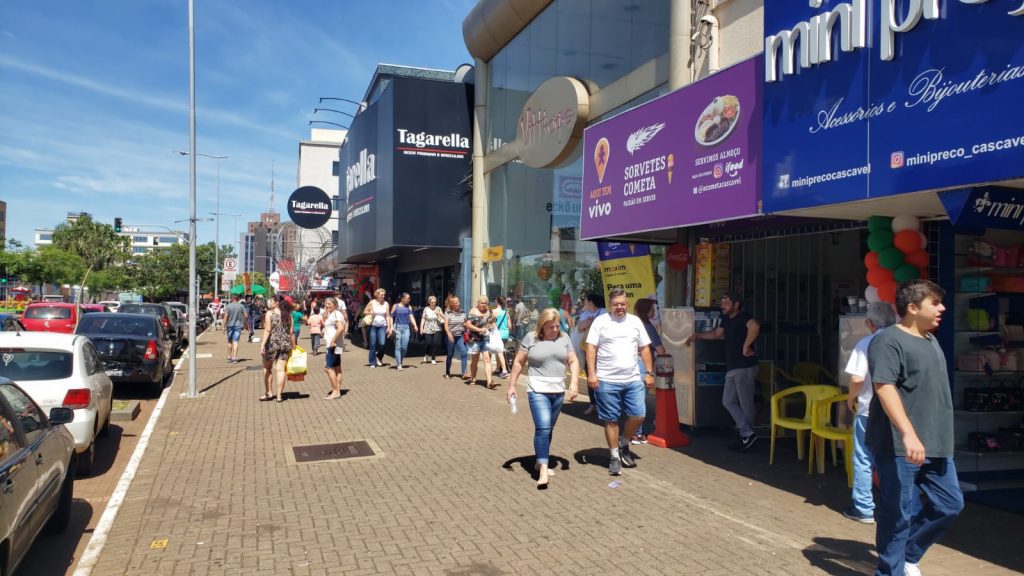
xmin=766 ymin=0 xmax=1023 ymax=83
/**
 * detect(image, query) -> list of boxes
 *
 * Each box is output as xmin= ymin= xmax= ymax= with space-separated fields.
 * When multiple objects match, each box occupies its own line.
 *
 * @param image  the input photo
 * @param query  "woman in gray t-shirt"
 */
xmin=506 ymin=308 xmax=580 ymax=488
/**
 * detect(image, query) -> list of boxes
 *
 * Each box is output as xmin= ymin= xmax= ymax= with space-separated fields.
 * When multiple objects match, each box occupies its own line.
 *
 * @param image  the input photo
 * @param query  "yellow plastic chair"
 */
xmin=790 ymin=362 xmax=836 ymax=386
xmin=808 ymin=393 xmax=854 ymax=487
xmin=769 ymin=385 xmax=841 ymax=465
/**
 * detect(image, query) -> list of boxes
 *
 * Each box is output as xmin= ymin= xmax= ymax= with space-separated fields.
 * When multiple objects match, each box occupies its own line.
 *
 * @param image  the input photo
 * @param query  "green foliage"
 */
xmin=51 ymin=214 xmax=130 ymax=300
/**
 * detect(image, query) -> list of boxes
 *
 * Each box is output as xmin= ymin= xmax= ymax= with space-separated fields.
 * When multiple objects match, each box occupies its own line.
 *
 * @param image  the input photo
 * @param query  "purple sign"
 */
xmin=580 ymin=56 xmax=762 ymax=240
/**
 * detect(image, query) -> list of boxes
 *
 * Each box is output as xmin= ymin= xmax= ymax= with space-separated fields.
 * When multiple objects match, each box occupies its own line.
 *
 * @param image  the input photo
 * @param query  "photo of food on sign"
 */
xmin=694 ymin=95 xmax=740 ymax=146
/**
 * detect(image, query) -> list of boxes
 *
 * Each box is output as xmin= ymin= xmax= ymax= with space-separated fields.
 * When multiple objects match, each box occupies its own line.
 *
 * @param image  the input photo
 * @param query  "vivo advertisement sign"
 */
xmin=580 ymin=56 xmax=762 ymax=240
xmin=763 ymin=1 xmax=1024 ymax=213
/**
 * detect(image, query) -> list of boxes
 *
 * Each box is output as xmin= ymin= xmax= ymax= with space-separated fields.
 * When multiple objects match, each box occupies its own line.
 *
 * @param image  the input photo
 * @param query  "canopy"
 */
xmin=230 ymin=284 xmax=267 ymax=296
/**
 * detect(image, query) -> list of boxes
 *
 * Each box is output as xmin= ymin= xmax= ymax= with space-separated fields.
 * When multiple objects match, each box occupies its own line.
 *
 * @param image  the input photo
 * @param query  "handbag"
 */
xmin=487 ymin=330 xmax=504 ymax=354
xmin=286 ymin=346 xmax=307 ymax=381
xmin=462 ymin=331 xmax=470 ymax=343
xmin=362 ymin=314 xmax=373 ymax=327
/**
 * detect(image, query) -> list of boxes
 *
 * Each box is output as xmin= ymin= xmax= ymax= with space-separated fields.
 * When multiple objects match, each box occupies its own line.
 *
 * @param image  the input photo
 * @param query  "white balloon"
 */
xmin=865 ymin=285 xmax=881 ymax=303
xmin=919 ymin=231 xmax=928 ymax=250
xmin=891 ymin=215 xmax=920 ymax=233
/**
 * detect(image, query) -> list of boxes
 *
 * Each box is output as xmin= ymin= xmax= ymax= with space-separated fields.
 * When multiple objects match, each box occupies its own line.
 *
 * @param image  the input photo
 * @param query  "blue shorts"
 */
xmin=325 ymin=348 xmax=342 ymax=369
xmin=226 ymin=326 xmax=242 ymax=343
xmin=595 ymin=380 xmax=646 ymax=421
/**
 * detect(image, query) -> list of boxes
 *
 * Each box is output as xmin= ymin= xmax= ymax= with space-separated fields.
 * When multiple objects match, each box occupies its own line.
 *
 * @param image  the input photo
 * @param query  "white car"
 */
xmin=97 ymin=300 xmax=122 ymax=313
xmin=0 ymin=332 xmax=113 ymax=476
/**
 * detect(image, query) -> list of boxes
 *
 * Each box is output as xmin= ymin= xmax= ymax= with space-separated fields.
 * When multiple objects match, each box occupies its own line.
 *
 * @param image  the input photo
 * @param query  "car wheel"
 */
xmin=77 ymin=441 xmax=95 ymax=477
xmin=98 ymin=396 xmax=113 ymax=437
xmin=45 ymin=457 xmax=75 ymax=534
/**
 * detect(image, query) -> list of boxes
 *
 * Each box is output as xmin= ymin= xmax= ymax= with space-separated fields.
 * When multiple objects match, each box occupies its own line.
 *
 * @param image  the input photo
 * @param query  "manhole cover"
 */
xmin=292 ymin=441 xmax=375 ymax=463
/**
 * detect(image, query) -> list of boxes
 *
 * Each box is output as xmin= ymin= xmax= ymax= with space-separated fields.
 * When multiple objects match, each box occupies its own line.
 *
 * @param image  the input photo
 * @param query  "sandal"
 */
xmin=487 ymin=381 xmax=498 ymax=389
xmin=275 ymin=396 xmax=284 ymax=403
xmin=258 ymin=394 xmax=274 ymax=402
xmin=325 ymin=392 xmax=340 ymax=400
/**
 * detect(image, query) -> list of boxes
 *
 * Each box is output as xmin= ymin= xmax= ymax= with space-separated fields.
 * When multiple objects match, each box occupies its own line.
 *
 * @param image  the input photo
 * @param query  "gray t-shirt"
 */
xmin=866 ymin=325 xmax=954 ymax=458
xmin=520 ymin=331 xmax=572 ymax=379
xmin=224 ymin=301 xmax=247 ymax=328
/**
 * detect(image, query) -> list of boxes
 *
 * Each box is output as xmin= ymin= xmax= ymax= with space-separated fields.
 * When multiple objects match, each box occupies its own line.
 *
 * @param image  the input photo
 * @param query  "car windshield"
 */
xmin=24 ymin=306 xmax=71 ymax=320
xmin=0 ymin=349 xmax=74 ymax=381
xmin=77 ymin=316 xmax=157 ymax=337
xmin=120 ymin=305 xmax=162 ymax=315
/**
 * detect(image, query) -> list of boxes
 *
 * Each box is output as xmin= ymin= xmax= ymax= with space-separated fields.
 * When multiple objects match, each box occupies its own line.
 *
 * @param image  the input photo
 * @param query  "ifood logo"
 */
xmin=891 ymin=151 xmax=905 ymax=169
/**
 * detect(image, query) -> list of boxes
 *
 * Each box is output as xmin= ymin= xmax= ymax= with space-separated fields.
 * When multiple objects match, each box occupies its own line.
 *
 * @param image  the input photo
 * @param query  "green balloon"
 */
xmin=893 ymin=263 xmax=921 ymax=282
xmin=867 ymin=230 xmax=894 ymax=252
xmin=868 ymin=215 xmax=893 ymax=231
xmin=878 ymin=247 xmax=906 ymax=271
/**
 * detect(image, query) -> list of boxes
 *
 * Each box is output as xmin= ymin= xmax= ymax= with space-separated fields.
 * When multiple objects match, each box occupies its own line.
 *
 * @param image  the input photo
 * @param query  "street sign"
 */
xmin=484 ymin=245 xmax=504 ymax=262
xmin=223 ymin=257 xmax=237 ymax=272
xmin=222 ymin=271 xmax=237 ymax=282
xmin=221 ymin=279 xmax=231 ymax=291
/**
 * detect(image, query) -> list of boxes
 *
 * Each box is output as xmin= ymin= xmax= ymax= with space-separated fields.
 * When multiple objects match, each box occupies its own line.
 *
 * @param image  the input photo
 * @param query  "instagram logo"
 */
xmin=891 ymin=151 xmax=905 ymax=169
xmin=713 ymin=163 xmax=724 ymax=179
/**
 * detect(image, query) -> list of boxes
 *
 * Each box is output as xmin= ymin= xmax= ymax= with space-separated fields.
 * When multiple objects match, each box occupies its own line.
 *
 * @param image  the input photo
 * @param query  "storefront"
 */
xmin=340 ymin=66 xmax=473 ymax=305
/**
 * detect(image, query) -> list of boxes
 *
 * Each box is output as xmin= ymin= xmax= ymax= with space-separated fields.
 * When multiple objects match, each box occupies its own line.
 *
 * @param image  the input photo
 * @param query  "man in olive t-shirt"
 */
xmin=866 ymin=279 xmax=963 ymax=576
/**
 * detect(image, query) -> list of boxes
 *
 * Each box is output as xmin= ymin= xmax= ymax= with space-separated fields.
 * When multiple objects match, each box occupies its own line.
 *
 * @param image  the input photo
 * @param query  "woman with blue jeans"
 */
xmin=363 ymin=288 xmax=391 ymax=368
xmin=506 ymin=308 xmax=579 ymax=488
xmin=443 ymin=296 xmax=468 ymax=379
xmin=390 ymin=292 xmax=419 ymax=371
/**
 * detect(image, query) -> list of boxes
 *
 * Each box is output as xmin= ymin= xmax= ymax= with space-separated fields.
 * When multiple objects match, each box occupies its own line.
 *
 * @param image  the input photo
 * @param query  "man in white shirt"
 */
xmin=843 ymin=301 xmax=896 ymax=524
xmin=585 ymin=288 xmax=654 ymax=476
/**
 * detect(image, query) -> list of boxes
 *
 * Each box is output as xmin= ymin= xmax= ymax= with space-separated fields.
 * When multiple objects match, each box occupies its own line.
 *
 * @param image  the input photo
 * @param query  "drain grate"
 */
xmin=292 ymin=441 xmax=375 ymax=463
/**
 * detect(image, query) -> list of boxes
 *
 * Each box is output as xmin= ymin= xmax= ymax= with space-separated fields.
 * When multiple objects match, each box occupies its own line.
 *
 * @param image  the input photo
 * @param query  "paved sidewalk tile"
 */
xmin=87 ymin=330 xmax=1024 ymax=575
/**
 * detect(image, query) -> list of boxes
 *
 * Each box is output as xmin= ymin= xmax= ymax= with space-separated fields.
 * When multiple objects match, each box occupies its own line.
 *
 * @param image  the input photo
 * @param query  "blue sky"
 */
xmin=0 ymin=0 xmax=474 ymax=249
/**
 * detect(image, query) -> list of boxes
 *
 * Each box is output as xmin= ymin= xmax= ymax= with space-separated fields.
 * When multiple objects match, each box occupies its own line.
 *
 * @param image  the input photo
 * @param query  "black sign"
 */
xmin=287 ymin=186 xmax=332 ymax=229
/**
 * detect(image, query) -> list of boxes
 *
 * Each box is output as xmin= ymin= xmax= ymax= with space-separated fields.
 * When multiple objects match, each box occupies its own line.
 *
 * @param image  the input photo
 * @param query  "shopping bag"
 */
xmin=286 ymin=346 xmax=308 ymax=375
xmin=487 ymin=330 xmax=504 ymax=354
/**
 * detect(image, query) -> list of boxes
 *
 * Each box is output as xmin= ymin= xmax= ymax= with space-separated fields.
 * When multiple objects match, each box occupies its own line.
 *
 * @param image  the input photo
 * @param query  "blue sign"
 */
xmin=941 ymin=187 xmax=1024 ymax=231
xmin=764 ymin=1 xmax=1024 ymax=213
xmin=598 ymin=242 xmax=651 ymax=260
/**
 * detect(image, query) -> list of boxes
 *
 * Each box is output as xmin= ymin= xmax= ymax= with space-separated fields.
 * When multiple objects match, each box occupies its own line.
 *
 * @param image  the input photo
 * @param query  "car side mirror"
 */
xmin=49 ymin=407 xmax=74 ymax=425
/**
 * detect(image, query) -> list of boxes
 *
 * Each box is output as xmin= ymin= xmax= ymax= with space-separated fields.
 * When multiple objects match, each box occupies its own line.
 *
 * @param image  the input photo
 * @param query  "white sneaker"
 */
xmin=423 ymin=356 xmax=428 ymax=363
xmin=904 ymin=562 xmax=921 ymax=576
xmin=431 ymin=360 xmax=437 ymax=365
xmin=397 ymin=365 xmax=403 ymax=371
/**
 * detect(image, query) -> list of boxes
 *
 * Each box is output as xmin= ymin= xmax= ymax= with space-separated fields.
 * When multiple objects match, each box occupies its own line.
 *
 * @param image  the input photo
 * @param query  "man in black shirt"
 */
xmin=867 ymin=279 xmax=962 ymax=576
xmin=684 ymin=290 xmax=761 ymax=451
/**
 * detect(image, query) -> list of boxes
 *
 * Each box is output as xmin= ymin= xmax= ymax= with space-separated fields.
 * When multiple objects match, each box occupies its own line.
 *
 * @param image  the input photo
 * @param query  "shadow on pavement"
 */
xmin=502 ymin=455 xmax=571 ymax=480
xmin=803 ymin=537 xmax=876 ymax=575
xmin=86 ymin=424 xmax=124 ymax=478
xmin=17 ymin=498 xmax=94 ymax=575
xmin=199 ymin=368 xmax=245 ymax=394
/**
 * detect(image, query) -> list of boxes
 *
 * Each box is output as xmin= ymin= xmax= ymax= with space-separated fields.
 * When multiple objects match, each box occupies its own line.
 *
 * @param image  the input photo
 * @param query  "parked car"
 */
xmin=20 ymin=303 xmax=83 ymax=334
xmin=81 ymin=304 xmax=110 ymax=314
xmin=75 ymin=313 xmax=173 ymax=396
xmin=164 ymin=301 xmax=187 ymax=319
xmin=97 ymin=300 xmax=122 ymax=313
xmin=117 ymin=303 xmax=181 ymax=353
xmin=0 ymin=314 xmax=26 ymax=332
xmin=0 ymin=377 xmax=76 ymax=576
xmin=0 ymin=332 xmax=113 ymax=476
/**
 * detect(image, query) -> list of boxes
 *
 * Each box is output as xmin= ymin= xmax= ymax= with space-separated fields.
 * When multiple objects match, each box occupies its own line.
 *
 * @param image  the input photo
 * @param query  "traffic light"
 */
xmin=114 ymin=217 xmax=123 ymax=233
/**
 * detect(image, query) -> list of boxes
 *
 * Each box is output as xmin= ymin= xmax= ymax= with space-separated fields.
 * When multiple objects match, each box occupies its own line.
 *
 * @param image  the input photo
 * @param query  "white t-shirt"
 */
xmin=585 ymin=312 xmax=651 ymax=383
xmin=322 ymin=310 xmax=346 ymax=352
xmin=845 ymin=332 xmax=876 ymax=416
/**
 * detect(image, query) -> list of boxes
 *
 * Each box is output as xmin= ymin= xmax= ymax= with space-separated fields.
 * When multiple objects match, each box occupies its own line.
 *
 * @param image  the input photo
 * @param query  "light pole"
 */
xmin=174 ymin=151 xmax=227 ymax=302
xmin=187 ymin=0 xmax=198 ymax=399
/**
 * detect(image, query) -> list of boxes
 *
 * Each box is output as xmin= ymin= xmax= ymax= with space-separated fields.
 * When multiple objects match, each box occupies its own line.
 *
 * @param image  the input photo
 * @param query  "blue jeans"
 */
xmin=529 ymin=391 xmax=564 ymax=465
xmin=394 ymin=324 xmax=411 ymax=366
xmin=446 ymin=335 xmax=468 ymax=376
xmin=874 ymin=456 xmax=963 ymax=576
xmin=367 ymin=325 xmax=387 ymax=366
xmin=852 ymin=414 xmax=875 ymax=516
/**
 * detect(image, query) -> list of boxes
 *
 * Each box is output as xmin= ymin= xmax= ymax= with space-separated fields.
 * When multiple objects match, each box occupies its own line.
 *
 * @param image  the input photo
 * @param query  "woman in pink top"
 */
xmin=307 ymin=305 xmax=324 ymax=355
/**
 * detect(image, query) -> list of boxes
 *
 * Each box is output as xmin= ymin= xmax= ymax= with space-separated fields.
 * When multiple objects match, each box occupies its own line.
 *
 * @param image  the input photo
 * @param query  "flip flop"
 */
xmin=258 ymin=394 xmax=274 ymax=402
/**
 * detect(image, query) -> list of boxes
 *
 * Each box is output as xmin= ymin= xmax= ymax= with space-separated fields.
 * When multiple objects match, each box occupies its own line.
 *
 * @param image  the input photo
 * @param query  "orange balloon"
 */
xmin=864 ymin=251 xmax=881 ymax=270
xmin=878 ymin=281 xmax=898 ymax=304
xmin=905 ymin=250 xmax=930 ymax=268
xmin=867 ymin=267 xmax=894 ymax=287
xmin=894 ymin=229 xmax=921 ymax=254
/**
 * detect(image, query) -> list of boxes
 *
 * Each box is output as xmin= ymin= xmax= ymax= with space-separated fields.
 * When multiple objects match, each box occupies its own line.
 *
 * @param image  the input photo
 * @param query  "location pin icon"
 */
xmin=594 ymin=137 xmax=610 ymax=183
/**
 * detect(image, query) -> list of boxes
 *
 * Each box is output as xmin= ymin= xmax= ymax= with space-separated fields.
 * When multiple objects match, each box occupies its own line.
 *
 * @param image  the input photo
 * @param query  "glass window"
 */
xmin=38 ymin=233 xmax=52 ymax=241
xmin=24 ymin=306 xmax=71 ymax=319
xmin=0 ymin=383 xmax=47 ymax=443
xmin=0 ymin=409 xmax=22 ymax=463
xmin=133 ymin=246 xmax=147 ymax=254
xmin=82 ymin=342 xmax=103 ymax=375
xmin=160 ymin=236 xmax=178 ymax=244
xmin=332 ymin=161 xmax=340 ymax=177
xmin=0 ymin=349 xmax=74 ymax=381
xmin=133 ymin=236 xmax=148 ymax=243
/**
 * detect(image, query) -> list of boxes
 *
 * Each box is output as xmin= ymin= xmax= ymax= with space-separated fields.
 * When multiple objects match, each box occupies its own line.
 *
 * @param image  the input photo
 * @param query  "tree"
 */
xmin=51 ymin=215 xmax=130 ymax=302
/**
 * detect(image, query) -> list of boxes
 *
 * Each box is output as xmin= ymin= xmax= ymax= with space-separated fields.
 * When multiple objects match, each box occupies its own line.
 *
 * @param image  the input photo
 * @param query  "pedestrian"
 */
xmin=683 ymin=290 xmax=761 ymax=452
xmin=420 ymin=295 xmax=444 ymax=364
xmin=507 ymin=308 xmax=579 ymax=488
xmin=244 ymin=296 xmax=256 ymax=342
xmin=513 ymin=297 xmax=530 ymax=340
xmin=443 ymin=296 xmax=468 ymax=380
xmin=208 ymin=297 xmax=223 ymax=330
xmin=585 ymin=288 xmax=654 ymax=476
xmin=288 ymin=296 xmax=303 ymax=347
xmin=307 ymin=304 xmax=324 ymax=355
xmin=258 ymin=295 xmax=293 ymax=403
xmin=391 ymin=292 xmax=419 ymax=371
xmin=363 ymin=288 xmax=391 ymax=368
xmin=575 ymin=292 xmax=606 ymax=416
xmin=491 ymin=295 xmax=511 ymax=378
xmin=221 ymin=294 xmax=248 ymax=363
xmin=867 ymin=279 xmax=962 ymax=576
xmin=633 ymin=298 xmax=665 ymax=444
xmin=841 ymin=301 xmax=897 ymax=524
xmin=322 ymin=297 xmax=347 ymax=400
xmin=465 ymin=296 xmax=494 ymax=388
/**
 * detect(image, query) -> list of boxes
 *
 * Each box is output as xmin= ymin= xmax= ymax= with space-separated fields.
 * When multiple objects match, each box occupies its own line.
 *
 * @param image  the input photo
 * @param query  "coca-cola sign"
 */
xmin=666 ymin=244 xmax=690 ymax=271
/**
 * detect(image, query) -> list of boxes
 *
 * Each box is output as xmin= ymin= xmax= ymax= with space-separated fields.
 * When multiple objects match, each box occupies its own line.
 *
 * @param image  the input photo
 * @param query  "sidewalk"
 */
xmin=84 ymin=329 xmax=1023 ymax=575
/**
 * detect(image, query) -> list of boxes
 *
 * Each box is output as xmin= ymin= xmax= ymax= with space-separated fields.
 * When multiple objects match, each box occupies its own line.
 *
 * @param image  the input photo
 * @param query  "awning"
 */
xmin=940 ymin=186 xmax=1024 ymax=231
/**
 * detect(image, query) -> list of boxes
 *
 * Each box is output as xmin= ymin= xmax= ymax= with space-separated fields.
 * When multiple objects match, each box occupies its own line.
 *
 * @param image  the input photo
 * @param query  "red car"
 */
xmin=20 ymin=303 xmax=83 ymax=334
